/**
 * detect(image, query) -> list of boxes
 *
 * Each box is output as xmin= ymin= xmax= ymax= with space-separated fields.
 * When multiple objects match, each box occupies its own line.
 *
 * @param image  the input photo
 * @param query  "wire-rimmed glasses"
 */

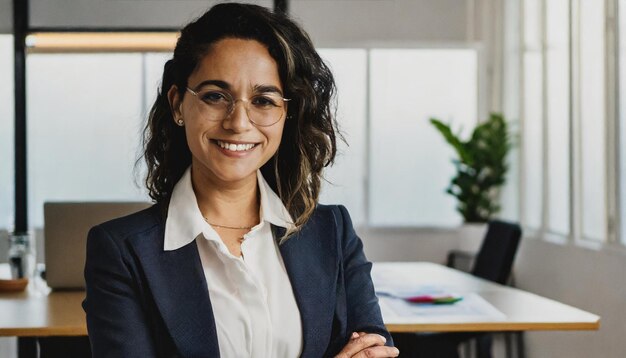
xmin=185 ymin=87 xmax=291 ymax=127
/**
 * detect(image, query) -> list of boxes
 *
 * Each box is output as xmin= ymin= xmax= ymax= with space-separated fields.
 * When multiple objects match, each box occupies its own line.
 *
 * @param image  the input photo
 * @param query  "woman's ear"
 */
xmin=167 ymin=85 xmax=183 ymax=124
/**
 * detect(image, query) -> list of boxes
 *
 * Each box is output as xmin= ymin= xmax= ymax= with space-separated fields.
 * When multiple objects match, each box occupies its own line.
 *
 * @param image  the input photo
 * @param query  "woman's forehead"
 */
xmin=189 ymin=38 xmax=282 ymax=90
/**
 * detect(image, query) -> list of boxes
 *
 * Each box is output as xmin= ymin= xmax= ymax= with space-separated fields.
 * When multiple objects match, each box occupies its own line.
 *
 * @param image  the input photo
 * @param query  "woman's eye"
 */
xmin=200 ymin=91 xmax=228 ymax=104
xmin=252 ymin=95 xmax=279 ymax=107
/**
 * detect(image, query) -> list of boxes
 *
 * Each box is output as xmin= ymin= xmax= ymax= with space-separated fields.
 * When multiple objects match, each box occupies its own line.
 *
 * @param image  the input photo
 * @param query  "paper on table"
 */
xmin=378 ymin=292 xmax=506 ymax=323
xmin=376 ymin=284 xmax=461 ymax=299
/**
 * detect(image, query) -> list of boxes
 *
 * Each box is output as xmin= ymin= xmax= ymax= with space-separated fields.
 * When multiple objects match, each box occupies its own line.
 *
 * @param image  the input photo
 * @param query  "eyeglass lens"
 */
xmin=192 ymin=89 xmax=287 ymax=126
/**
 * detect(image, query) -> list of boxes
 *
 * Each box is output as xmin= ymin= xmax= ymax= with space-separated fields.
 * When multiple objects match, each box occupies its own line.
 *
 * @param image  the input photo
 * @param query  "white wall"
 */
xmin=515 ymin=239 xmax=626 ymax=358
xmin=358 ymin=227 xmax=460 ymax=264
xmin=292 ymin=0 xmax=470 ymax=47
xmin=26 ymin=0 xmax=473 ymax=45
xmin=28 ymin=0 xmax=272 ymax=29
xmin=0 ymin=0 xmax=10 ymax=33
xmin=2 ymin=0 xmax=477 ymax=41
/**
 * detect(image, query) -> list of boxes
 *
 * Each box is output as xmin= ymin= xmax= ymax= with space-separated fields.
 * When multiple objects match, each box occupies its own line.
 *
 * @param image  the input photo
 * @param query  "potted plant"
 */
xmin=430 ymin=113 xmax=512 ymax=250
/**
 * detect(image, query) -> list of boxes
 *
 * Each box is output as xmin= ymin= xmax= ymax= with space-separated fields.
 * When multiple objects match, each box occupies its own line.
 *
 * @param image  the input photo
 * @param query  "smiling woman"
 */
xmin=142 ymin=4 xmax=338 ymax=236
xmin=82 ymin=3 xmax=398 ymax=358
xmin=168 ymin=38 xmax=288 ymax=197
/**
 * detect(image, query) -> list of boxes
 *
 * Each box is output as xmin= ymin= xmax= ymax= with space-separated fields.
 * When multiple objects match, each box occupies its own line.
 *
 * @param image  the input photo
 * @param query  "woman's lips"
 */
xmin=212 ymin=139 xmax=259 ymax=157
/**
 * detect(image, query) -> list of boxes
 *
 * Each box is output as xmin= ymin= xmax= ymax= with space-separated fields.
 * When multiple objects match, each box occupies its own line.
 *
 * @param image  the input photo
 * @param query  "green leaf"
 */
xmin=428 ymin=113 xmax=514 ymax=222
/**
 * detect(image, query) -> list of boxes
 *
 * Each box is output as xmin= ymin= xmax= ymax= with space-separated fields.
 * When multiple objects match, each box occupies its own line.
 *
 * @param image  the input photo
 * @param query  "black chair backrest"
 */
xmin=471 ymin=220 xmax=522 ymax=284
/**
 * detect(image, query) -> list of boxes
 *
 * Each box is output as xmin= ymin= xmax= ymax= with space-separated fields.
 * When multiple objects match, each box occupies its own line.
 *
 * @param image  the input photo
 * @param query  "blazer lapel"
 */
xmin=129 ymin=227 xmax=220 ymax=358
xmin=275 ymin=224 xmax=338 ymax=358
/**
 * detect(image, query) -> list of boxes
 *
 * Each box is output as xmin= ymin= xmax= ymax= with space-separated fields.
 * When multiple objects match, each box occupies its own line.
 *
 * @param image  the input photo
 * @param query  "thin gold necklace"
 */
xmin=203 ymin=217 xmax=255 ymax=230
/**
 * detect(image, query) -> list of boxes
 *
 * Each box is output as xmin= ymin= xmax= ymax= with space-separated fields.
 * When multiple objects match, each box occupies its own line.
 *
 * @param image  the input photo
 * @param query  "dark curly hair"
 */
xmin=142 ymin=2 xmax=339 ymax=237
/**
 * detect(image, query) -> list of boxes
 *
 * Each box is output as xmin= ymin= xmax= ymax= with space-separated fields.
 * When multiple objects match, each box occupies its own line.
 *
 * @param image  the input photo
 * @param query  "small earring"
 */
xmin=177 ymin=119 xmax=184 ymax=126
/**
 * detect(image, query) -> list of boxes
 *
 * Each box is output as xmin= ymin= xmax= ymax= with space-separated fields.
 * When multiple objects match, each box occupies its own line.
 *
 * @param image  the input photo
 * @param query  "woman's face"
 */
xmin=169 ymin=38 xmax=287 ymax=185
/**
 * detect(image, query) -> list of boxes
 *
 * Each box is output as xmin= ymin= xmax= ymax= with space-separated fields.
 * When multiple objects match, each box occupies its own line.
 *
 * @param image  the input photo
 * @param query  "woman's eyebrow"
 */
xmin=193 ymin=80 xmax=230 ymax=90
xmin=253 ymin=84 xmax=284 ymax=95
xmin=193 ymin=81 xmax=283 ymax=95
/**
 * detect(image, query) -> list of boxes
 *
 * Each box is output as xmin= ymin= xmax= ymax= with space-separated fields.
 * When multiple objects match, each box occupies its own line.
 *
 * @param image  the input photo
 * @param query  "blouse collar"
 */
xmin=164 ymin=167 xmax=293 ymax=251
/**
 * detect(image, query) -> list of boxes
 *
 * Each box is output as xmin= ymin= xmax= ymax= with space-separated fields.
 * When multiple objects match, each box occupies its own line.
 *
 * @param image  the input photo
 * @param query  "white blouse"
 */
xmin=163 ymin=167 xmax=303 ymax=358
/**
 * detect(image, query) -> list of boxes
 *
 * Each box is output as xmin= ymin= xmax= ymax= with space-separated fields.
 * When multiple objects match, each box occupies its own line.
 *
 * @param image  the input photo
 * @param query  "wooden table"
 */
xmin=0 ymin=262 xmax=600 ymax=337
xmin=372 ymin=262 xmax=600 ymax=333
xmin=0 ymin=261 xmax=599 ymax=358
xmin=0 ymin=276 xmax=86 ymax=358
xmin=0 ymin=288 xmax=86 ymax=337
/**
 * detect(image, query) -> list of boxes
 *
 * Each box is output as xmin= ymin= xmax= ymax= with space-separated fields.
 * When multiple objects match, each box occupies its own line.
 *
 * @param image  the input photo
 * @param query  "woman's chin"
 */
xmin=203 ymin=164 xmax=259 ymax=185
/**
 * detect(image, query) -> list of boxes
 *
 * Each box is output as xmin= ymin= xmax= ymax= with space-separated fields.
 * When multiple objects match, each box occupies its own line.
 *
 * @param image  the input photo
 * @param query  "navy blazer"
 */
xmin=83 ymin=203 xmax=392 ymax=357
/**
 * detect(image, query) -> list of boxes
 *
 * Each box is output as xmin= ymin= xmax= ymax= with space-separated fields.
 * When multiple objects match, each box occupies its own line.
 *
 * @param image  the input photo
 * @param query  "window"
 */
xmin=499 ymin=0 xmax=522 ymax=223
xmin=145 ymin=48 xmax=481 ymax=229
xmin=545 ymin=0 xmax=570 ymax=236
xmin=522 ymin=0 xmax=544 ymax=230
xmin=317 ymin=49 xmax=368 ymax=226
xmin=0 ymin=35 xmax=14 ymax=231
xmin=368 ymin=49 xmax=478 ymax=227
xmin=22 ymin=46 xmax=478 ymax=230
xmin=619 ymin=0 xmax=626 ymax=244
xmin=27 ymin=54 xmax=149 ymax=227
xmin=578 ymin=0 xmax=607 ymax=242
xmin=521 ymin=0 xmax=613 ymax=244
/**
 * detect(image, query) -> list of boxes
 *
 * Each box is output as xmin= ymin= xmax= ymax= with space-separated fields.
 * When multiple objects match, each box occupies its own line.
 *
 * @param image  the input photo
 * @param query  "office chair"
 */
xmin=448 ymin=220 xmax=523 ymax=358
xmin=469 ymin=220 xmax=522 ymax=285
xmin=393 ymin=219 xmax=522 ymax=358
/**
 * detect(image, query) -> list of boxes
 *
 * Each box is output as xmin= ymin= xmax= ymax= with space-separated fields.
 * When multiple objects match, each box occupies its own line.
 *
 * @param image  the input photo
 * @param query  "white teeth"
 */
xmin=217 ymin=140 xmax=256 ymax=152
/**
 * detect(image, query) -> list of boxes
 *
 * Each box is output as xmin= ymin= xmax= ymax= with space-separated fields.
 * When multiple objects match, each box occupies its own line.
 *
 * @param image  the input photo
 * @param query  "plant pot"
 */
xmin=457 ymin=222 xmax=487 ymax=253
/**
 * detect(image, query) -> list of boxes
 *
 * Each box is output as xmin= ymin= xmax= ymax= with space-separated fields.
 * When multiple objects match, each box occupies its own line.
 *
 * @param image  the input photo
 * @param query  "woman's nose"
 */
xmin=222 ymin=100 xmax=252 ymax=132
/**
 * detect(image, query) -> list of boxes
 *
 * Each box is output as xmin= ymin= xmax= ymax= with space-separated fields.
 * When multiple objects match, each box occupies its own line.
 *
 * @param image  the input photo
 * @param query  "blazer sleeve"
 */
xmin=82 ymin=225 xmax=157 ymax=357
xmin=335 ymin=205 xmax=394 ymax=347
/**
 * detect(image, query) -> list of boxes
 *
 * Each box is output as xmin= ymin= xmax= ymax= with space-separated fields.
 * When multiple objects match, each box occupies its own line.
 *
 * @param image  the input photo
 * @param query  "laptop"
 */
xmin=44 ymin=201 xmax=152 ymax=290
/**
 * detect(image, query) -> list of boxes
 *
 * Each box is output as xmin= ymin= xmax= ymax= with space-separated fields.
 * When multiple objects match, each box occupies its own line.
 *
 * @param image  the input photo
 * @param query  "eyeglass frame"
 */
xmin=185 ymin=86 xmax=291 ymax=127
